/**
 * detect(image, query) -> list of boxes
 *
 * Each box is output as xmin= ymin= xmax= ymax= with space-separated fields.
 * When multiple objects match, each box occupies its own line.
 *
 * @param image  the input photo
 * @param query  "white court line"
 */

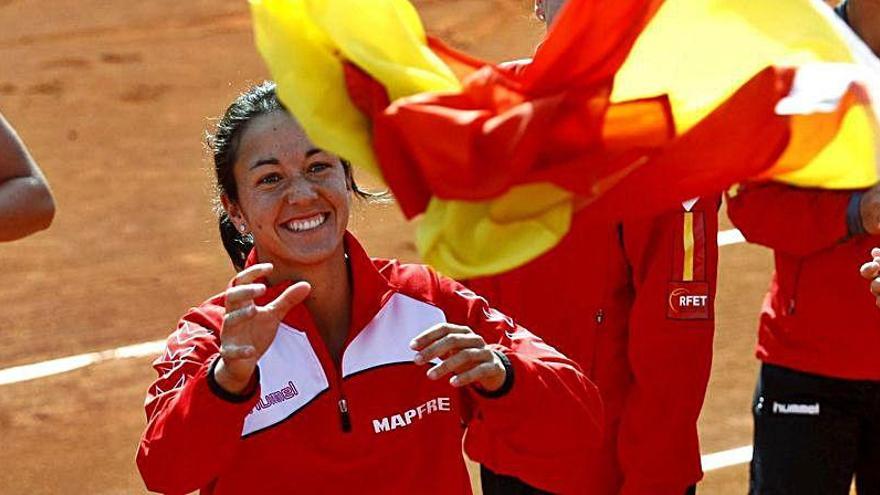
xmin=0 ymin=339 xmax=165 ymax=386
xmin=718 ymin=228 xmax=746 ymax=247
xmin=702 ymin=445 xmax=753 ymax=472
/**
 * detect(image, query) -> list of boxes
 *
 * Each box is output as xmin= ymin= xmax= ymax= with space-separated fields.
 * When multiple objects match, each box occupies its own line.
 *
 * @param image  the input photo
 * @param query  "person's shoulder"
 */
xmin=373 ymin=257 xmax=439 ymax=282
xmin=372 ymin=257 xmax=447 ymax=300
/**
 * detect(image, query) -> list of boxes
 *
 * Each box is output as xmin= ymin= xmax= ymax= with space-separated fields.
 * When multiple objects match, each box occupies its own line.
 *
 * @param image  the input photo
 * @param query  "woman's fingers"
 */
xmin=224 ymin=264 xmax=271 ymax=318
xmin=449 ymin=362 xmax=503 ymax=388
xmin=410 ymin=323 xmax=505 ymax=391
xmin=225 ymin=283 xmax=266 ymax=311
xmin=220 ymin=343 xmax=257 ymax=361
xmin=426 ymin=347 xmax=494 ymax=381
xmin=410 ymin=323 xmax=470 ymax=351
xmin=410 ymin=323 xmax=476 ymax=361
xmin=222 ymin=277 xmax=307 ymax=354
xmin=266 ymin=281 xmax=311 ymax=319
xmin=233 ymin=263 xmax=274 ymax=286
xmin=414 ymin=330 xmax=484 ymax=365
xmin=223 ymin=303 xmax=257 ymax=325
xmin=861 ymin=260 xmax=880 ymax=280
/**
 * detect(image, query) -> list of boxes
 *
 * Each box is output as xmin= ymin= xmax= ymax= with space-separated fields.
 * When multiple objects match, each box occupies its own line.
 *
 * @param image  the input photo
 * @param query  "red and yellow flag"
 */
xmin=251 ymin=0 xmax=880 ymax=278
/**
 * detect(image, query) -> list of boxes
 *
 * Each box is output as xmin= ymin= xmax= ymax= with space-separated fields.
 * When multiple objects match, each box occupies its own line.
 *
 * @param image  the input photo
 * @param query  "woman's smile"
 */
xmin=280 ymin=212 xmax=329 ymax=234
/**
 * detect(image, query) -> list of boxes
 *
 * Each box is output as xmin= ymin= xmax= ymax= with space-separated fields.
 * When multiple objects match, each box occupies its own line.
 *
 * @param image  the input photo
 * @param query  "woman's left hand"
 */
xmin=410 ymin=324 xmax=506 ymax=392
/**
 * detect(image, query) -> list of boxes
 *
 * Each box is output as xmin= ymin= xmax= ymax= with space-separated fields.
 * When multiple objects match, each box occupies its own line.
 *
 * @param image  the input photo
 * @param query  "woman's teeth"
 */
xmin=286 ymin=213 xmax=326 ymax=232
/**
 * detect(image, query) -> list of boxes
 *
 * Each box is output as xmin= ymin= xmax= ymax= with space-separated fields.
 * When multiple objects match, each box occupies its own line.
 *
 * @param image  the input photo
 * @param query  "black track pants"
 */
xmin=749 ymin=363 xmax=880 ymax=495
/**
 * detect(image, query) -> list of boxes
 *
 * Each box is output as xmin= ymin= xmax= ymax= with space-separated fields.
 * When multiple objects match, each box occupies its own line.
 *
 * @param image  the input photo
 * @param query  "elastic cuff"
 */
xmin=207 ymin=357 xmax=260 ymax=403
xmin=847 ymin=191 xmax=866 ymax=237
xmin=473 ymin=350 xmax=515 ymax=399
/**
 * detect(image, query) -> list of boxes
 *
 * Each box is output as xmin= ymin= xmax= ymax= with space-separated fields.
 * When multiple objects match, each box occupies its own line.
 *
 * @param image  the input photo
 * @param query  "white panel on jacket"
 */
xmin=242 ymin=324 xmax=329 ymax=437
xmin=342 ymin=293 xmax=445 ymax=378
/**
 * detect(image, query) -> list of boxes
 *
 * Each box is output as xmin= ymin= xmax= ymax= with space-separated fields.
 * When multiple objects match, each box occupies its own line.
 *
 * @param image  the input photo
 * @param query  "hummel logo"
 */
xmin=250 ymin=381 xmax=299 ymax=414
xmin=772 ymin=401 xmax=820 ymax=415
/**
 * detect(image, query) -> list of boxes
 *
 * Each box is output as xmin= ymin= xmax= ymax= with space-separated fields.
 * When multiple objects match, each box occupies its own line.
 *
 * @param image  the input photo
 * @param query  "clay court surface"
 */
xmin=0 ymin=0 xmax=776 ymax=492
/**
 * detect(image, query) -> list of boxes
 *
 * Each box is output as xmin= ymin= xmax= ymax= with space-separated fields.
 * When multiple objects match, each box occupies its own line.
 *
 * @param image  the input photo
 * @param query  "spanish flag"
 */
xmin=251 ymin=0 xmax=880 ymax=278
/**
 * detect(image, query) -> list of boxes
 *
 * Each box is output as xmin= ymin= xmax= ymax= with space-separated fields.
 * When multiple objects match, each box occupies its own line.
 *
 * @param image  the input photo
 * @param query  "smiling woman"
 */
xmin=135 ymin=82 xmax=604 ymax=495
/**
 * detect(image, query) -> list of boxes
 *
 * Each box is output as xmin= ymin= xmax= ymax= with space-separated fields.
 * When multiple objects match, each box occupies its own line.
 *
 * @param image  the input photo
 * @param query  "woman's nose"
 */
xmin=286 ymin=177 xmax=319 ymax=204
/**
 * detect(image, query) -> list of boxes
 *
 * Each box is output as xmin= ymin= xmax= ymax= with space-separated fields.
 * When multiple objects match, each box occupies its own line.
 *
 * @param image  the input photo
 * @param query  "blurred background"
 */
xmin=0 ymin=0 xmax=772 ymax=492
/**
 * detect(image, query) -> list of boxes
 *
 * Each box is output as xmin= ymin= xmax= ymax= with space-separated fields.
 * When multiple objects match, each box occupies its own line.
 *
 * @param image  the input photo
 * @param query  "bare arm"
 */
xmin=0 ymin=112 xmax=55 ymax=241
xmin=846 ymin=0 xmax=880 ymax=54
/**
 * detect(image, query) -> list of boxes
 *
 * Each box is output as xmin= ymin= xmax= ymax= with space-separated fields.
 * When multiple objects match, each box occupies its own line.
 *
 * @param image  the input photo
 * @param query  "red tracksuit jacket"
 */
xmin=467 ymin=197 xmax=719 ymax=495
xmin=727 ymin=181 xmax=880 ymax=380
xmin=137 ymin=234 xmax=602 ymax=495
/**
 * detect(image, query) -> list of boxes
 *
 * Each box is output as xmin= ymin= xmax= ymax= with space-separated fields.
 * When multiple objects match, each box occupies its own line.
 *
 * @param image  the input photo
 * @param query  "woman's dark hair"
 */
xmin=208 ymin=81 xmax=381 ymax=271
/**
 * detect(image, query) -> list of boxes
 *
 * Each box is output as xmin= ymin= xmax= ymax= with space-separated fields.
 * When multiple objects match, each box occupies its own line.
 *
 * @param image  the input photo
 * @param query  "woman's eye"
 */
xmin=257 ymin=173 xmax=282 ymax=185
xmin=308 ymin=162 xmax=332 ymax=174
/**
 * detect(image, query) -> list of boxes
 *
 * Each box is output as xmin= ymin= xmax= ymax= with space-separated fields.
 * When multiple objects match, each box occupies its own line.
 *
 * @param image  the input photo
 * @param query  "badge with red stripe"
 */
xmin=667 ymin=281 xmax=710 ymax=320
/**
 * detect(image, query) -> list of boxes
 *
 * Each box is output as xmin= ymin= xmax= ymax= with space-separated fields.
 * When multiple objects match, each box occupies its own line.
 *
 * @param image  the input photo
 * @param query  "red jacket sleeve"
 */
xmin=726 ymin=181 xmax=854 ymax=257
xmin=136 ymin=306 xmax=260 ymax=495
xmin=616 ymin=196 xmax=720 ymax=495
xmin=432 ymin=273 xmax=604 ymax=495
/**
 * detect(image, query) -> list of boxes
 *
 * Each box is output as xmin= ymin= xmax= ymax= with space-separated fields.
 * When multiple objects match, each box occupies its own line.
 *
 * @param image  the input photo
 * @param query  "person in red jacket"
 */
xmin=0 ymin=111 xmax=54 ymax=241
xmin=136 ymin=82 xmax=602 ymax=495
xmin=727 ymin=4 xmax=880 ymax=494
xmin=466 ymin=3 xmax=720 ymax=494
xmin=728 ymin=180 xmax=880 ymax=494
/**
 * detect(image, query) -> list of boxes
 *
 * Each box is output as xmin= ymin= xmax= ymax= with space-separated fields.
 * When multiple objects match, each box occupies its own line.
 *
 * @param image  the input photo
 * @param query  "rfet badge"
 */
xmin=667 ymin=281 xmax=711 ymax=320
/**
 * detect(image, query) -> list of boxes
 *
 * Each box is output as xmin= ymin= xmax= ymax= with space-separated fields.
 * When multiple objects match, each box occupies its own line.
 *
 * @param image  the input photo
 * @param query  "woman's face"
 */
xmin=224 ymin=110 xmax=351 ymax=271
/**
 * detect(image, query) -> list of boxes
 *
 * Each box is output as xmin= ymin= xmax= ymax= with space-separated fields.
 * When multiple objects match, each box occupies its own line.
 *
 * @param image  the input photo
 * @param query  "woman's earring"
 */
xmin=534 ymin=0 xmax=546 ymax=21
xmin=239 ymin=223 xmax=248 ymax=234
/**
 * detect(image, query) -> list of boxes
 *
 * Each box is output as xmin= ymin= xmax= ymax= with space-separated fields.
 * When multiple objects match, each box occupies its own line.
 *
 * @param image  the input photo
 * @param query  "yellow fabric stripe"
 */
xmin=682 ymin=211 xmax=694 ymax=281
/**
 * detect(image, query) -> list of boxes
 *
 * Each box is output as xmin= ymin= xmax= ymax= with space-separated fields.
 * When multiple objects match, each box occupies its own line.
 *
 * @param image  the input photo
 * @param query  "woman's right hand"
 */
xmin=860 ymin=248 xmax=880 ymax=309
xmin=214 ymin=263 xmax=311 ymax=394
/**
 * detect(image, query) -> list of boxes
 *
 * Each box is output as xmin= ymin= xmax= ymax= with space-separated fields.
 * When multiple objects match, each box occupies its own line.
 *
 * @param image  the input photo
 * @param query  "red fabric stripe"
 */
xmin=692 ymin=210 xmax=706 ymax=281
xmin=671 ymin=215 xmax=685 ymax=281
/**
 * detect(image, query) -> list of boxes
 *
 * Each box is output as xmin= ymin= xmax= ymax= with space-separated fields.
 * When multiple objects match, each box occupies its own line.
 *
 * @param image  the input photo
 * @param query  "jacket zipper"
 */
xmin=335 ymin=324 xmax=362 ymax=433
xmin=332 ymin=290 xmax=393 ymax=433
xmin=338 ymin=397 xmax=351 ymax=432
xmin=788 ymin=260 xmax=803 ymax=316
xmin=302 ymin=267 xmax=389 ymax=434
xmin=595 ymin=308 xmax=605 ymax=325
xmin=300 ymin=317 xmax=356 ymax=434
xmin=331 ymin=353 xmax=352 ymax=433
